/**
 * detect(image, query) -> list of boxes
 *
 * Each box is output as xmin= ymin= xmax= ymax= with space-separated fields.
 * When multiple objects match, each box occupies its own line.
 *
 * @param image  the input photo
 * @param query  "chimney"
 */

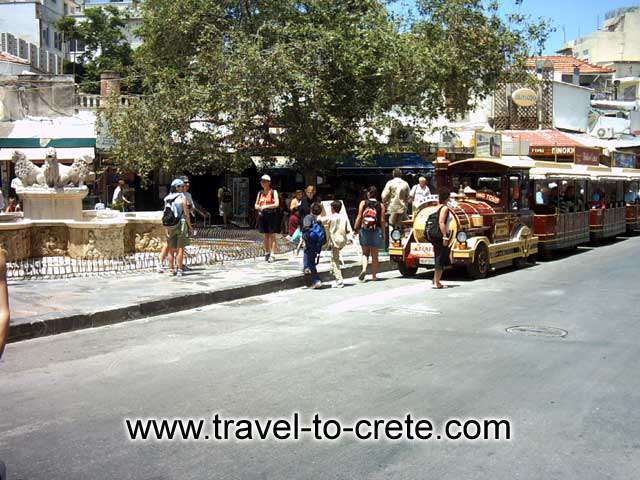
xmin=100 ymin=70 xmax=121 ymax=104
xmin=572 ymin=65 xmax=580 ymax=85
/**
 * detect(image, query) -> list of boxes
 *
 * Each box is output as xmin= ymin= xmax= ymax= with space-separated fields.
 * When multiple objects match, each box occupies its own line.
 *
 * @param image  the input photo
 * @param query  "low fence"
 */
xmin=6 ymin=227 xmax=294 ymax=281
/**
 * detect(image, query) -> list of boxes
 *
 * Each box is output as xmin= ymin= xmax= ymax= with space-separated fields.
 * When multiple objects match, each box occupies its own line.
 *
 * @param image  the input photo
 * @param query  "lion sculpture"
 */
xmin=11 ymin=148 xmax=94 ymax=189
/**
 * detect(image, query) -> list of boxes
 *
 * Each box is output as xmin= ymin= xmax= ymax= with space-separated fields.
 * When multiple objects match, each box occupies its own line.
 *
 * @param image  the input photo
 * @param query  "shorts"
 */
xmin=433 ymin=241 xmax=451 ymax=270
xmin=166 ymin=220 xmax=189 ymax=249
xmin=219 ymin=203 xmax=232 ymax=217
xmin=258 ymin=209 xmax=280 ymax=234
xmin=359 ymin=227 xmax=384 ymax=249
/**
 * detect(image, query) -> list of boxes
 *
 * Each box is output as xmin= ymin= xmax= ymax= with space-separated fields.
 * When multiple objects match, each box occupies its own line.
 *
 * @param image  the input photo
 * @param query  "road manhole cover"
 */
xmin=506 ymin=325 xmax=568 ymax=338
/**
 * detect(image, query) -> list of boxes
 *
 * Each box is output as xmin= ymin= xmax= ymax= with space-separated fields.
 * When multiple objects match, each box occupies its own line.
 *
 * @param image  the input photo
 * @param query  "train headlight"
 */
xmin=390 ymin=229 xmax=403 ymax=242
xmin=456 ymin=231 xmax=468 ymax=243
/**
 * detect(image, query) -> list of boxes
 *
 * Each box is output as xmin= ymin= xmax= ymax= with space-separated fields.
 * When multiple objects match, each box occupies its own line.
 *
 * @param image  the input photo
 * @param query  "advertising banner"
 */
xmin=475 ymin=132 xmax=502 ymax=159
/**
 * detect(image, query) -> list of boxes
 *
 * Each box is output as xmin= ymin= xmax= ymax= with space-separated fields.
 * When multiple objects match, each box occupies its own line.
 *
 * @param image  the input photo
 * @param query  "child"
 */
xmin=302 ymin=202 xmax=324 ymax=289
xmin=319 ymin=200 xmax=353 ymax=288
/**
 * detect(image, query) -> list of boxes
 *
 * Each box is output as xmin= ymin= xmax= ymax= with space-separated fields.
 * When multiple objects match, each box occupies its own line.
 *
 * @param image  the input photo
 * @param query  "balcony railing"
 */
xmin=76 ymin=93 xmax=141 ymax=110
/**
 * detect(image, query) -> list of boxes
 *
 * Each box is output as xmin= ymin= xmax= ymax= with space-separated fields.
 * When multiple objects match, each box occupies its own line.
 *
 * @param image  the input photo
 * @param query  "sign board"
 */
xmin=574 ymin=146 xmax=601 ymax=166
xmin=474 ymin=132 xmax=502 ymax=159
xmin=511 ymin=87 xmax=538 ymax=107
xmin=232 ymin=177 xmax=250 ymax=224
xmin=612 ymin=151 xmax=637 ymax=169
xmin=529 ymin=145 xmax=576 ymax=157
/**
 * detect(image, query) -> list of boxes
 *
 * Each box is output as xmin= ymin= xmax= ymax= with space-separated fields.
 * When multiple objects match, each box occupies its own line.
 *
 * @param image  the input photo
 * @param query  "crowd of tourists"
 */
xmin=253 ymin=169 xmax=445 ymax=289
xmin=157 ymin=168 xmax=450 ymax=288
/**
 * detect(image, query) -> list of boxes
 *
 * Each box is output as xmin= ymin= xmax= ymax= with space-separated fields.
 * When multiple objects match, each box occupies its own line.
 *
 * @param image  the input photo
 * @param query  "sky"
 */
xmin=389 ymin=0 xmax=640 ymax=54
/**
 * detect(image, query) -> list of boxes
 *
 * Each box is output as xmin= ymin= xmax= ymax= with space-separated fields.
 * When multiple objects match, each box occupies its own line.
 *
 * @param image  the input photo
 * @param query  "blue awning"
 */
xmin=337 ymin=153 xmax=434 ymax=171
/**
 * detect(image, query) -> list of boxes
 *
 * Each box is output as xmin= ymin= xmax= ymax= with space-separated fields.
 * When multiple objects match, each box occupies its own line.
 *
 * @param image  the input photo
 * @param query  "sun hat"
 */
xmin=260 ymin=174 xmax=271 ymax=182
xmin=171 ymin=179 xmax=184 ymax=188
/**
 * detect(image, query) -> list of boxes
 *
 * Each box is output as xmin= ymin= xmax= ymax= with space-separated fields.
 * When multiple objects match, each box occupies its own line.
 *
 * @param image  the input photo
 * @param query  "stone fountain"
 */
xmin=0 ymin=148 xmax=164 ymax=261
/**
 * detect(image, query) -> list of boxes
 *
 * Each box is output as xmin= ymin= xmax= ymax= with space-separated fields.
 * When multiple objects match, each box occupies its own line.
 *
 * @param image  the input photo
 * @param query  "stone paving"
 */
xmin=8 ymin=245 xmax=392 ymax=341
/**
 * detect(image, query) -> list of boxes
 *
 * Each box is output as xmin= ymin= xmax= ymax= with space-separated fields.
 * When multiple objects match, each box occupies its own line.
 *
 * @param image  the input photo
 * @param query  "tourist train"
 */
xmin=390 ymin=152 xmax=640 ymax=279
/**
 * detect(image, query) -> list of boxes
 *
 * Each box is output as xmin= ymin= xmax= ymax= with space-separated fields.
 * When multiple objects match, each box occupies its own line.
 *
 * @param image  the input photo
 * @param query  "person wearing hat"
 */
xmin=159 ymin=178 xmax=192 ymax=276
xmin=255 ymin=174 xmax=280 ymax=262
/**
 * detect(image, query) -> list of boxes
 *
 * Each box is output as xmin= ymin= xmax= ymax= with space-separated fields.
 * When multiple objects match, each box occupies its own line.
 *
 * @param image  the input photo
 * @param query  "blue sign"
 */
xmin=613 ymin=151 xmax=637 ymax=168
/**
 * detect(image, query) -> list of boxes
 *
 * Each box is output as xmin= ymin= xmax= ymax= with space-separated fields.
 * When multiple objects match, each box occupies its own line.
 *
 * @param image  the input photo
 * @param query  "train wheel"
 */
xmin=467 ymin=244 xmax=489 ymax=279
xmin=398 ymin=262 xmax=418 ymax=278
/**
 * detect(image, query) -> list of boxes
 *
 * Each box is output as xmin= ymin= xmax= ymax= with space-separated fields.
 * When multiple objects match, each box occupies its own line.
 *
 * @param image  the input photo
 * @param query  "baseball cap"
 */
xmin=171 ymin=179 xmax=184 ymax=188
xmin=260 ymin=174 xmax=271 ymax=182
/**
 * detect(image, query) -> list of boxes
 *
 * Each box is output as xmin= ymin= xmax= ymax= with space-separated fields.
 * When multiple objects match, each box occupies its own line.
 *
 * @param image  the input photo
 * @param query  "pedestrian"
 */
xmin=160 ymin=179 xmax=192 ymax=276
xmin=355 ymin=186 xmax=386 ymax=282
xmin=382 ymin=168 xmax=410 ymax=228
xmin=288 ymin=206 xmax=300 ymax=238
xmin=290 ymin=189 xmax=304 ymax=212
xmin=112 ymin=179 xmax=132 ymax=211
xmin=255 ymin=175 xmax=280 ymax=262
xmin=432 ymin=188 xmax=453 ymax=289
xmin=0 ymin=251 xmax=9 ymax=480
xmin=4 ymin=197 xmax=19 ymax=213
xmin=319 ymin=200 xmax=353 ymax=288
xmin=218 ymin=184 xmax=233 ymax=227
xmin=408 ymin=176 xmax=432 ymax=212
xmin=297 ymin=185 xmax=318 ymax=222
xmin=302 ymin=202 xmax=325 ymax=289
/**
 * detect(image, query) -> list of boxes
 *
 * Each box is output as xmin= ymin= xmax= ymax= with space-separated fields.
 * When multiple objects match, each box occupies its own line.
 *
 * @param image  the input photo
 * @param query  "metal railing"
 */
xmin=6 ymin=228 xmax=294 ymax=281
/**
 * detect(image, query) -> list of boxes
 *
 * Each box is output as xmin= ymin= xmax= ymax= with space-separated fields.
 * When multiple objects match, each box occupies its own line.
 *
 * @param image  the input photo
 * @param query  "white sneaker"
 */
xmin=312 ymin=280 xmax=322 ymax=289
xmin=333 ymin=281 xmax=344 ymax=289
xmin=156 ymin=266 xmax=164 ymax=274
xmin=176 ymin=269 xmax=184 ymax=277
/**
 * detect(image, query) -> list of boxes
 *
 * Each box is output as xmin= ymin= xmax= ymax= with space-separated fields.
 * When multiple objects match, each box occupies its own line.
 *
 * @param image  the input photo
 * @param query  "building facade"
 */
xmin=559 ymin=6 xmax=640 ymax=74
xmin=0 ymin=0 xmax=81 ymax=74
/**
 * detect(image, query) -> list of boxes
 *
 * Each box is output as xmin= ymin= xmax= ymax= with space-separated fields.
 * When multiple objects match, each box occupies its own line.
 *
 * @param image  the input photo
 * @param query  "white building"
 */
xmin=559 ymin=6 xmax=640 ymax=77
xmin=0 ymin=0 xmax=81 ymax=74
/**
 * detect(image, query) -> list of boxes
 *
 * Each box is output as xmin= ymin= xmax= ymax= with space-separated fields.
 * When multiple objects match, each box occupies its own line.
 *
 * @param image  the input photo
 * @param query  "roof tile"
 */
xmin=526 ymin=55 xmax=615 ymax=74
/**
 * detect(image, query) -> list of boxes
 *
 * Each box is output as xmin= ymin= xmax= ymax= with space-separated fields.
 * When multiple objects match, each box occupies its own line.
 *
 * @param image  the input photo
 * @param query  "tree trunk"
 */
xmin=304 ymin=169 xmax=317 ymax=187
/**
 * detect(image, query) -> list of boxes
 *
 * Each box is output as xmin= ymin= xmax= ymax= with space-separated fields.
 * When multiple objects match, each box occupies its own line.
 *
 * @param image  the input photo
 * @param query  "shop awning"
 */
xmin=0 ymin=147 xmax=95 ymax=163
xmin=337 ymin=153 xmax=434 ymax=171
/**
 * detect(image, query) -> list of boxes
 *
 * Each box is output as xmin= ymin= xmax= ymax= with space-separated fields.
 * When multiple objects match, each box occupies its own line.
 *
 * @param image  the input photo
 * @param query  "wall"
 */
xmin=553 ymin=82 xmax=591 ymax=133
xmin=0 ymin=75 xmax=76 ymax=121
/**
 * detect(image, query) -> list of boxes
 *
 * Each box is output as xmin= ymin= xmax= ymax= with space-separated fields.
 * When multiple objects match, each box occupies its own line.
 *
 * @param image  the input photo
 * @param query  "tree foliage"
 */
xmin=105 ymin=0 xmax=553 ymax=178
xmin=57 ymin=6 xmax=134 ymax=93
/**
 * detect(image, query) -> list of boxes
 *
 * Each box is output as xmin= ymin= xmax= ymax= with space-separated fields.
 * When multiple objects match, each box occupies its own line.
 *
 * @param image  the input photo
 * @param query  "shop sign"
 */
xmin=612 ymin=151 xmax=637 ymax=168
xmin=511 ymin=87 xmax=538 ymax=107
xmin=574 ymin=146 xmax=601 ymax=166
xmin=529 ymin=146 xmax=576 ymax=157
xmin=475 ymin=132 xmax=502 ymax=159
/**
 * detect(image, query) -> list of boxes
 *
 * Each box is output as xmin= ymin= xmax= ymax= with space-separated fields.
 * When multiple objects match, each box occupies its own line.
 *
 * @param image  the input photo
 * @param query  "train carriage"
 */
xmin=623 ymin=169 xmax=640 ymax=233
xmin=587 ymin=167 xmax=627 ymax=242
xmin=530 ymin=161 xmax=592 ymax=255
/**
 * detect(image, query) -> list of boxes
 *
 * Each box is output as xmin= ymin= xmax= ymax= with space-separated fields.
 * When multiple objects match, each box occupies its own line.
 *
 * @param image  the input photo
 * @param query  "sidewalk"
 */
xmin=8 ymin=246 xmax=394 ymax=342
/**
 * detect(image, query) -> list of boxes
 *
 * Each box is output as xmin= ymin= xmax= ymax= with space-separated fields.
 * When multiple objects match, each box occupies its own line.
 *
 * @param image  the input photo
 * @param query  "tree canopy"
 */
xmin=57 ymin=6 xmax=134 ymax=93
xmin=105 ymin=0 xmax=553 ymax=178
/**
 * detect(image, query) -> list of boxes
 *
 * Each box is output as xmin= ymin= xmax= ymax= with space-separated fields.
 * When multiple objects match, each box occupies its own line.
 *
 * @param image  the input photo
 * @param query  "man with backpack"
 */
xmin=302 ymin=202 xmax=326 ymax=289
xmin=158 ymin=178 xmax=192 ymax=276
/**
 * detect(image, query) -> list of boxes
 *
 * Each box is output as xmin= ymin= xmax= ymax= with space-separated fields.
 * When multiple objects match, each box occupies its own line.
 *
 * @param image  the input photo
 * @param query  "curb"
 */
xmin=9 ymin=260 xmax=397 ymax=343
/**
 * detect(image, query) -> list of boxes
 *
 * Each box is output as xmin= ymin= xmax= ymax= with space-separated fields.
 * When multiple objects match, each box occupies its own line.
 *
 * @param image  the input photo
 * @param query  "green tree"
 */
xmin=105 ymin=0 xmax=552 ymax=179
xmin=57 ymin=6 xmax=134 ymax=93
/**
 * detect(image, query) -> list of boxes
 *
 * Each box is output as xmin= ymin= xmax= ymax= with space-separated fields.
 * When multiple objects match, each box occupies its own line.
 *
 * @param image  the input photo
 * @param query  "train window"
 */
xmin=534 ymin=180 xmax=559 ymax=211
xmin=558 ymin=180 xmax=581 ymax=213
xmin=508 ymin=174 xmax=530 ymax=210
xmin=626 ymin=181 xmax=640 ymax=204
xmin=452 ymin=174 xmax=502 ymax=205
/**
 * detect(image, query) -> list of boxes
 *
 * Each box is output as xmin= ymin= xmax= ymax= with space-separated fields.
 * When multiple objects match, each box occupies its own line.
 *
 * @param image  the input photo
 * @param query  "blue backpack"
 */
xmin=304 ymin=220 xmax=326 ymax=250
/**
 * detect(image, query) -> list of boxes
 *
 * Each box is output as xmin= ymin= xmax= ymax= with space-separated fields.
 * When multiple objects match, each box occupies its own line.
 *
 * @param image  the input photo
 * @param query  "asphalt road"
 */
xmin=1 ymin=237 xmax=640 ymax=479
